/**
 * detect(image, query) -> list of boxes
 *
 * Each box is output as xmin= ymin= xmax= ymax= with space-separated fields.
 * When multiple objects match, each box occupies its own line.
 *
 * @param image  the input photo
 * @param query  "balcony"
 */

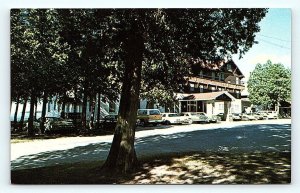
xmin=187 ymin=76 xmax=245 ymax=91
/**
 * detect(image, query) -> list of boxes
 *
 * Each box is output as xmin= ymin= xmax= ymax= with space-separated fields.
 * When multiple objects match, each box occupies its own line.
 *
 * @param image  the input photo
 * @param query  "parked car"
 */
xmin=137 ymin=109 xmax=163 ymax=126
xmin=45 ymin=117 xmax=76 ymax=134
xmin=265 ymin=111 xmax=278 ymax=119
xmin=161 ymin=113 xmax=192 ymax=125
xmin=99 ymin=114 xmax=118 ymax=132
xmin=180 ymin=112 xmax=209 ymax=123
xmin=258 ymin=111 xmax=278 ymax=120
xmin=230 ymin=113 xmax=242 ymax=121
xmin=241 ymin=113 xmax=256 ymax=121
xmin=216 ymin=113 xmax=226 ymax=121
xmin=209 ymin=114 xmax=221 ymax=123
xmin=253 ymin=113 xmax=264 ymax=120
xmin=24 ymin=118 xmax=41 ymax=133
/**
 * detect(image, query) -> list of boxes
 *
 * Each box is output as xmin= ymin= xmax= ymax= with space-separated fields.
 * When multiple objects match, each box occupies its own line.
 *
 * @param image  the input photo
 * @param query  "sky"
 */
xmin=233 ymin=8 xmax=292 ymax=81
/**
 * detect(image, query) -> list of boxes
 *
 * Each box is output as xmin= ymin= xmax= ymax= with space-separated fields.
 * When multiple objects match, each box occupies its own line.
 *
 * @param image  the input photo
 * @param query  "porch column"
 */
xmin=179 ymin=101 xmax=182 ymax=113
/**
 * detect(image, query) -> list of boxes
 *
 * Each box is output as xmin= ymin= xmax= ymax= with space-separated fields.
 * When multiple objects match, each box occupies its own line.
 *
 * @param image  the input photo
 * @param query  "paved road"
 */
xmin=11 ymin=119 xmax=291 ymax=170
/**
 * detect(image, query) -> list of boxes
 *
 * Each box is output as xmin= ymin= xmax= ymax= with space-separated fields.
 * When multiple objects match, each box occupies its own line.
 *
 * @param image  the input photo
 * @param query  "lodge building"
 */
xmin=176 ymin=60 xmax=246 ymax=120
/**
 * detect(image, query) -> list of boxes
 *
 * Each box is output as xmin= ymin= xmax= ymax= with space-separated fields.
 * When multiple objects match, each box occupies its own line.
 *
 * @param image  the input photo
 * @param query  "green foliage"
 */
xmin=11 ymin=9 xmax=70 ymax=100
xmin=247 ymin=60 xmax=291 ymax=109
xmin=11 ymin=8 xmax=268 ymax=109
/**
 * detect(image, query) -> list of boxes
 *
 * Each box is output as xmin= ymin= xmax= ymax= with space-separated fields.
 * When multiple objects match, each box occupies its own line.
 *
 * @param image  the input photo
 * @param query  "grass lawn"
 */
xmin=11 ymin=151 xmax=291 ymax=184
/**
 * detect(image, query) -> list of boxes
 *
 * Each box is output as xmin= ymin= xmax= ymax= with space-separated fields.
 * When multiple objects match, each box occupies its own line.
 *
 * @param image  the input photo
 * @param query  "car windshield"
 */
xmin=168 ymin=114 xmax=179 ymax=117
xmin=149 ymin=110 xmax=160 ymax=115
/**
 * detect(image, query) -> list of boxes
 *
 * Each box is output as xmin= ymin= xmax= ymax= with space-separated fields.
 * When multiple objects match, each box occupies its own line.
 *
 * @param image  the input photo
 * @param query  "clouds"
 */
xmin=249 ymin=54 xmax=291 ymax=69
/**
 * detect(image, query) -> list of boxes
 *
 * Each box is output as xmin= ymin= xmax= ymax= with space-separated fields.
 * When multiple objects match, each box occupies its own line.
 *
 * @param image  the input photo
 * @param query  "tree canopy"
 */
xmin=11 ymin=8 xmax=268 ymax=173
xmin=248 ymin=60 xmax=291 ymax=110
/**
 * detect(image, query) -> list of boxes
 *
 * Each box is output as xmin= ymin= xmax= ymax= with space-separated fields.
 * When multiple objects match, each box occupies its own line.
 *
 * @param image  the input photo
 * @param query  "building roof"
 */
xmin=177 ymin=91 xmax=235 ymax=101
xmin=191 ymin=59 xmax=244 ymax=78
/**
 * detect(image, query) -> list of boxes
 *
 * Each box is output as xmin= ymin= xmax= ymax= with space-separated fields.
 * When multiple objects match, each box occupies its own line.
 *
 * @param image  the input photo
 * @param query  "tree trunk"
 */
xmin=19 ymin=97 xmax=28 ymax=131
xmin=73 ymin=90 xmax=77 ymax=113
xmin=34 ymin=99 xmax=38 ymax=120
xmin=102 ymin=28 xmax=144 ymax=174
xmin=27 ymin=93 xmax=36 ymax=136
xmin=13 ymin=96 xmax=20 ymax=131
xmin=89 ymin=96 xmax=95 ymax=130
xmin=40 ymin=92 xmax=48 ymax=134
xmin=81 ymin=89 xmax=88 ymax=131
xmin=97 ymin=92 xmax=101 ymax=129
xmin=61 ymin=100 xmax=66 ymax=119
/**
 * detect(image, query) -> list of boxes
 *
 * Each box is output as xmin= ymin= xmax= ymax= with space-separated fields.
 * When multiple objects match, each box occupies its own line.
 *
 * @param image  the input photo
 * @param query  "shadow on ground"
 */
xmin=11 ymin=123 xmax=291 ymax=173
xmin=11 ymin=151 xmax=291 ymax=184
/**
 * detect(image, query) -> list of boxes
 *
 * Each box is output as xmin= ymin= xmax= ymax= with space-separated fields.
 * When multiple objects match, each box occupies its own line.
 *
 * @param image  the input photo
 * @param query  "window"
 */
xmin=227 ymin=64 xmax=232 ymax=71
xmin=220 ymin=72 xmax=225 ymax=81
xmin=199 ymin=85 xmax=204 ymax=93
xmin=212 ymin=72 xmax=215 ymax=80
xmin=150 ymin=110 xmax=160 ymax=115
xmin=236 ymin=77 xmax=239 ymax=84
xmin=219 ymin=104 xmax=224 ymax=110
xmin=138 ymin=110 xmax=147 ymax=115
xmin=235 ymin=90 xmax=240 ymax=98
xmin=199 ymin=70 xmax=203 ymax=78
xmin=190 ymin=83 xmax=195 ymax=92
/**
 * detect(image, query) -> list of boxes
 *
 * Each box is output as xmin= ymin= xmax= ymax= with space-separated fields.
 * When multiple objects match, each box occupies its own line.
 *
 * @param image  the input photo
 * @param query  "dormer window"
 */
xmin=190 ymin=83 xmax=195 ymax=92
xmin=236 ymin=77 xmax=239 ymax=85
xmin=220 ymin=72 xmax=225 ymax=81
xmin=199 ymin=85 xmax=204 ymax=93
xmin=199 ymin=70 xmax=203 ymax=78
xmin=227 ymin=64 xmax=232 ymax=71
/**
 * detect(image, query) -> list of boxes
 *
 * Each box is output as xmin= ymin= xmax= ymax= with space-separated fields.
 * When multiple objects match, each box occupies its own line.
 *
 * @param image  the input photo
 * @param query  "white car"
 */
xmin=161 ymin=113 xmax=192 ymax=125
xmin=263 ymin=111 xmax=278 ymax=119
xmin=180 ymin=112 xmax=209 ymax=123
xmin=241 ymin=113 xmax=256 ymax=121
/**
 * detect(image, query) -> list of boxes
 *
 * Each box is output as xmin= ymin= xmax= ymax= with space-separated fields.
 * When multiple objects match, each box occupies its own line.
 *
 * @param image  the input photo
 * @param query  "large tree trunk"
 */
xmin=40 ymin=92 xmax=48 ymax=134
xmin=102 ymin=28 xmax=144 ymax=174
xmin=13 ymin=96 xmax=20 ymax=131
xmin=19 ymin=97 xmax=28 ymax=131
xmin=27 ymin=93 xmax=36 ymax=136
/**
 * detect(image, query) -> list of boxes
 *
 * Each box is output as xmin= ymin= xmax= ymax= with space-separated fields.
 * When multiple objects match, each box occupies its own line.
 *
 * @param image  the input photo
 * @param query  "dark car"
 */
xmin=216 ymin=113 xmax=226 ymax=121
xmin=99 ymin=114 xmax=118 ymax=132
xmin=45 ymin=117 xmax=76 ymax=134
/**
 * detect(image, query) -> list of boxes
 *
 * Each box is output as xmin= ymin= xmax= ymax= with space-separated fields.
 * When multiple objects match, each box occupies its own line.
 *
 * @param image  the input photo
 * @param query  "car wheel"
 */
xmin=188 ymin=119 xmax=193 ymax=124
xmin=139 ymin=120 xmax=145 ymax=127
xmin=165 ymin=121 xmax=170 ymax=125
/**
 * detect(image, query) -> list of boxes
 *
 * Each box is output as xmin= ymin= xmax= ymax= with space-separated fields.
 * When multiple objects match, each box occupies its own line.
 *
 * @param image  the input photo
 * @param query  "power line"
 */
xmin=257 ymin=34 xmax=291 ymax=42
xmin=257 ymin=38 xmax=291 ymax=50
